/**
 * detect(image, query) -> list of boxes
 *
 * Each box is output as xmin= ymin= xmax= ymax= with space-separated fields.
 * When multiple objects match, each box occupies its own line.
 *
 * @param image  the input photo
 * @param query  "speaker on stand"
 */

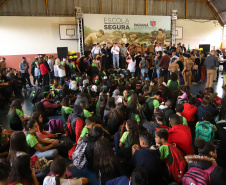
xmin=57 ymin=47 xmax=68 ymax=60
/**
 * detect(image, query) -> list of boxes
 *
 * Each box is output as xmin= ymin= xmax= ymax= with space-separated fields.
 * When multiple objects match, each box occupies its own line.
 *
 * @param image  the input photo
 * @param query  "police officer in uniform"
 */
xmin=182 ymin=54 xmax=194 ymax=88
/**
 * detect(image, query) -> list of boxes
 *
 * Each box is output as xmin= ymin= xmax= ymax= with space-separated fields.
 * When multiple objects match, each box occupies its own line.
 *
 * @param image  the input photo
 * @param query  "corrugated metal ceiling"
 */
xmin=0 ymin=0 xmax=224 ymax=25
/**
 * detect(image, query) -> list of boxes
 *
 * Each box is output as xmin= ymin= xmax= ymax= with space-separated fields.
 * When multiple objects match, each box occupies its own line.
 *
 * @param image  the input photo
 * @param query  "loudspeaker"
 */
xmin=199 ymin=44 xmax=210 ymax=53
xmin=57 ymin=47 xmax=68 ymax=59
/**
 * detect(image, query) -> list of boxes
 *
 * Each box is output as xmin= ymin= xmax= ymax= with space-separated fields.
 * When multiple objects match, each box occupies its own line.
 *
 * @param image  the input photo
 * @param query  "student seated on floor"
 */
xmin=8 ymin=99 xmax=30 ymax=131
xmin=195 ymin=111 xmax=217 ymax=142
xmin=61 ymin=97 xmax=73 ymax=122
xmin=0 ymin=126 xmax=14 ymax=157
xmin=114 ymin=119 xmax=139 ymax=159
xmin=41 ymin=92 xmax=62 ymax=116
xmin=174 ymin=104 xmax=188 ymax=125
xmin=43 ymin=157 xmax=89 ymax=185
xmin=24 ymin=119 xmax=59 ymax=160
xmin=9 ymin=155 xmax=39 ymax=185
xmin=80 ymin=101 xmax=93 ymax=118
xmin=131 ymin=131 xmax=162 ymax=185
xmin=78 ymin=116 xmax=96 ymax=142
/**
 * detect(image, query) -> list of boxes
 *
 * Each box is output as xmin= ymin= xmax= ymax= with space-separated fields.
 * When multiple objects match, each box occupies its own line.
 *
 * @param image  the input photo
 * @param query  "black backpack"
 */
xmin=30 ymin=89 xmax=42 ymax=105
xmin=139 ymin=98 xmax=154 ymax=121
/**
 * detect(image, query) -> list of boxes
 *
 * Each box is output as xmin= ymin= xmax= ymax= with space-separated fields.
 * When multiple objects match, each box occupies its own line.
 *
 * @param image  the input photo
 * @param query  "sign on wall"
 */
xmin=83 ymin=14 xmax=171 ymax=51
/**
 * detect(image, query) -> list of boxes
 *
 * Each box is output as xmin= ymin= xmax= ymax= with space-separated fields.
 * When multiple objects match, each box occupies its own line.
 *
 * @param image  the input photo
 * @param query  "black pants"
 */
xmin=21 ymin=73 xmax=32 ymax=86
xmin=42 ymin=73 xmax=49 ymax=88
xmin=160 ymin=69 xmax=168 ymax=83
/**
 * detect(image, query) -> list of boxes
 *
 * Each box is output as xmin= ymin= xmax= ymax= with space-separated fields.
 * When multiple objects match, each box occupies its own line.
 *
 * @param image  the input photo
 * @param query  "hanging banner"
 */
xmin=83 ymin=14 xmax=171 ymax=51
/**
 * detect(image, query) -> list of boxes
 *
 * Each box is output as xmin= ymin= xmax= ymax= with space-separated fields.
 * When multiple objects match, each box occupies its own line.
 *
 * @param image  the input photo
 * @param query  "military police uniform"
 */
xmin=184 ymin=58 xmax=194 ymax=88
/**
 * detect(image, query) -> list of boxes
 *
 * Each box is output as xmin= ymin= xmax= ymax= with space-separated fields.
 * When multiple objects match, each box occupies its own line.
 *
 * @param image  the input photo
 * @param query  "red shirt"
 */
xmin=168 ymin=124 xmax=194 ymax=155
xmin=182 ymin=103 xmax=197 ymax=122
xmin=40 ymin=63 xmax=49 ymax=75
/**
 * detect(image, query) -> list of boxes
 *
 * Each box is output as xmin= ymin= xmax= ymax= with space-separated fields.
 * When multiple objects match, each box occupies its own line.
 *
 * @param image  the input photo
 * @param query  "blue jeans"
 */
xmin=113 ymin=54 xmax=119 ymax=68
xmin=34 ymin=149 xmax=58 ymax=160
xmin=156 ymin=68 xmax=160 ymax=78
xmin=114 ymin=132 xmax=125 ymax=158
xmin=141 ymin=68 xmax=148 ymax=79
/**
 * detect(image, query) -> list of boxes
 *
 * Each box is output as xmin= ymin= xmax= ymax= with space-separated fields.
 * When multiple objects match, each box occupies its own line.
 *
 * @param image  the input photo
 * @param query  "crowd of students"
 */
xmin=0 ymin=42 xmax=226 ymax=185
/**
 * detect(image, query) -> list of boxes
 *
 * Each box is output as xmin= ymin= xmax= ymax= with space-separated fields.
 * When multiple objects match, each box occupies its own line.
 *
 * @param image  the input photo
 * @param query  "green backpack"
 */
xmin=195 ymin=121 xmax=215 ymax=142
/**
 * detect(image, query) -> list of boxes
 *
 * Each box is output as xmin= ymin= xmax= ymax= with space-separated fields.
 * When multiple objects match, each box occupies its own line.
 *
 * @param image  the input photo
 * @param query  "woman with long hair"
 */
xmin=104 ymin=97 xmax=116 ymax=121
xmin=43 ymin=157 xmax=88 ymax=185
xmin=9 ymin=155 xmax=39 ymax=185
xmin=114 ymin=119 xmax=140 ymax=158
xmin=107 ymin=103 xmax=125 ymax=135
xmin=94 ymin=137 xmax=127 ymax=185
xmin=24 ymin=119 xmax=59 ymax=160
xmin=8 ymin=99 xmax=29 ymax=130
xmin=7 ymin=131 xmax=28 ymax=164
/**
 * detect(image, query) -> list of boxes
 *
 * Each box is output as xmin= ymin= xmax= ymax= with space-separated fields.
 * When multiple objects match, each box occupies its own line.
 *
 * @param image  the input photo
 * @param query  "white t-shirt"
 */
xmin=111 ymin=46 xmax=120 ymax=55
xmin=155 ymin=46 xmax=163 ymax=52
xmin=43 ymin=176 xmax=82 ymax=185
xmin=54 ymin=65 xmax=59 ymax=77
xmin=127 ymin=59 xmax=136 ymax=72
xmin=57 ymin=65 xmax=66 ymax=77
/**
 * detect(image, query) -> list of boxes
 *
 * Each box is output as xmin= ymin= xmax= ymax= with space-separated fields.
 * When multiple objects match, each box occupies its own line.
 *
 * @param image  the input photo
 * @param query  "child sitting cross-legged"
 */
xmin=43 ymin=157 xmax=89 ymax=185
xmin=195 ymin=111 xmax=217 ymax=142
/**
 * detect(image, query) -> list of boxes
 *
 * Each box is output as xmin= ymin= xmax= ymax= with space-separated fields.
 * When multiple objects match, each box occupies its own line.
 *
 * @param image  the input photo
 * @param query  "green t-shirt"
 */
xmin=0 ymin=135 xmax=6 ymax=145
xmin=96 ymin=100 xmax=101 ymax=114
xmin=8 ymin=109 xmax=23 ymax=125
xmin=120 ymin=131 xmax=129 ymax=144
xmin=169 ymin=115 xmax=188 ymax=125
xmin=167 ymin=80 xmax=180 ymax=92
xmin=62 ymin=106 xmax=73 ymax=114
xmin=147 ymin=98 xmax=159 ymax=111
xmin=84 ymin=109 xmax=92 ymax=118
xmin=159 ymin=144 xmax=173 ymax=165
xmin=123 ymin=96 xmax=131 ymax=103
xmin=80 ymin=126 xmax=90 ymax=138
xmin=16 ymin=109 xmax=24 ymax=118
xmin=69 ymin=63 xmax=76 ymax=74
xmin=25 ymin=131 xmax=39 ymax=148
xmin=134 ymin=114 xmax=140 ymax=123
xmin=76 ymin=77 xmax=81 ymax=83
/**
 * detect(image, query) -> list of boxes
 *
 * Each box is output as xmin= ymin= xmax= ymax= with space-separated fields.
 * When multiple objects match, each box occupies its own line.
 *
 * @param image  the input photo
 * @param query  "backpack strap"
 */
xmin=205 ymin=165 xmax=216 ymax=174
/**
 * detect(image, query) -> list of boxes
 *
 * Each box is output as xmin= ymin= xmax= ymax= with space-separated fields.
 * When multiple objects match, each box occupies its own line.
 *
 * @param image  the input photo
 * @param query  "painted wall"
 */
xmin=0 ymin=16 xmax=79 ymax=71
xmin=176 ymin=19 xmax=222 ymax=50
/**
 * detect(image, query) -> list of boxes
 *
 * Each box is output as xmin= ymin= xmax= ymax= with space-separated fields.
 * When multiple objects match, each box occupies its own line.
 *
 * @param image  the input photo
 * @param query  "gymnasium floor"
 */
xmin=0 ymin=74 xmax=225 ymax=185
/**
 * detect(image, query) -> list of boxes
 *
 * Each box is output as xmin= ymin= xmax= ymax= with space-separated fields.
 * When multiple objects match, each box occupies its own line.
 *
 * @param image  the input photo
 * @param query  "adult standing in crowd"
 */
xmin=111 ymin=43 xmax=120 ymax=69
xmin=0 ymin=57 xmax=6 ymax=70
xmin=120 ymin=43 xmax=128 ymax=69
xmin=92 ymin=43 xmax=102 ymax=60
xmin=204 ymin=50 xmax=219 ymax=88
xmin=139 ymin=55 xmax=149 ymax=79
xmin=159 ymin=51 xmax=170 ymax=83
xmin=101 ymin=44 xmax=107 ymax=69
xmin=39 ymin=57 xmax=50 ymax=88
xmin=19 ymin=57 xmax=32 ymax=88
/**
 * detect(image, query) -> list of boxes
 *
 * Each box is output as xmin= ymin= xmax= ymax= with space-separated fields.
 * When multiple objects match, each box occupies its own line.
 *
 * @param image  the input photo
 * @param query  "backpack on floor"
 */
xmin=182 ymin=165 xmax=216 ymax=185
xmin=65 ymin=116 xmax=81 ymax=141
xmin=72 ymin=140 xmax=88 ymax=169
xmin=30 ymin=89 xmax=42 ymax=105
xmin=165 ymin=143 xmax=187 ymax=183
xmin=195 ymin=121 xmax=215 ymax=142
xmin=48 ymin=119 xmax=64 ymax=134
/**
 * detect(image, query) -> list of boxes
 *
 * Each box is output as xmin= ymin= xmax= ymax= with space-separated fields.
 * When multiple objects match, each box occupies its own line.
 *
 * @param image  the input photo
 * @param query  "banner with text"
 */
xmin=83 ymin=14 xmax=171 ymax=51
